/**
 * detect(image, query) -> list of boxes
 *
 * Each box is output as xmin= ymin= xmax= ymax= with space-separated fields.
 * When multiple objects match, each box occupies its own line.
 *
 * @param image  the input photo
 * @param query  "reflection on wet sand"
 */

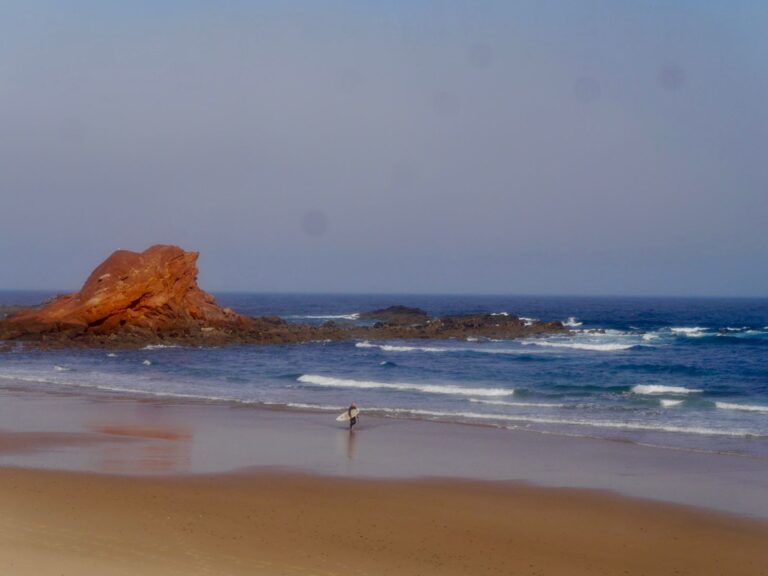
xmin=347 ymin=430 xmax=357 ymax=460
xmin=91 ymin=424 xmax=191 ymax=441
xmin=335 ymin=428 xmax=358 ymax=461
xmin=88 ymin=424 xmax=192 ymax=473
xmin=0 ymin=431 xmax=124 ymax=454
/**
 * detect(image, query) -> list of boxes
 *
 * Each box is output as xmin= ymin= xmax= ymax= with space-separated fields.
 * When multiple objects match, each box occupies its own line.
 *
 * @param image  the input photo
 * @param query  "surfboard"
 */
xmin=336 ymin=408 xmax=360 ymax=422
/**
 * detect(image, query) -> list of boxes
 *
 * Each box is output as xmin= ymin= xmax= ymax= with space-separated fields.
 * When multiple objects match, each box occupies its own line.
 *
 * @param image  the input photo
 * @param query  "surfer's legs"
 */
xmin=349 ymin=417 xmax=357 ymax=429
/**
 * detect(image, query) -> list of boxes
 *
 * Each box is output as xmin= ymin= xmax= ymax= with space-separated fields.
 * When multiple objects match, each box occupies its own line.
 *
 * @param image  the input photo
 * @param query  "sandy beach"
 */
xmin=1 ymin=466 xmax=766 ymax=576
xmin=0 ymin=389 xmax=766 ymax=575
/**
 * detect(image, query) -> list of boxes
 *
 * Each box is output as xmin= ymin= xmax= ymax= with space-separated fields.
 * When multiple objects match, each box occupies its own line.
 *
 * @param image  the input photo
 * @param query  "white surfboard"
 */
xmin=336 ymin=408 xmax=360 ymax=422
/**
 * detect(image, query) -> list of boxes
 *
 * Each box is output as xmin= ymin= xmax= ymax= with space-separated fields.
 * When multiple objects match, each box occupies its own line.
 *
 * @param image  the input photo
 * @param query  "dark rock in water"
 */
xmin=359 ymin=312 xmax=565 ymax=341
xmin=0 ymin=245 xmax=567 ymax=348
xmin=359 ymin=305 xmax=429 ymax=325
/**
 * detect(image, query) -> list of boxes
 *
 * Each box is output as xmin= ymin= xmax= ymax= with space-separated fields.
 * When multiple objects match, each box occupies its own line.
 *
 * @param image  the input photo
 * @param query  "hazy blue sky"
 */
xmin=1 ymin=1 xmax=766 ymax=295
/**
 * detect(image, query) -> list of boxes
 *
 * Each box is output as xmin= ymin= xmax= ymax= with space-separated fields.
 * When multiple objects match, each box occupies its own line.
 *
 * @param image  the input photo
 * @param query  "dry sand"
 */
xmin=0 ymin=466 xmax=766 ymax=576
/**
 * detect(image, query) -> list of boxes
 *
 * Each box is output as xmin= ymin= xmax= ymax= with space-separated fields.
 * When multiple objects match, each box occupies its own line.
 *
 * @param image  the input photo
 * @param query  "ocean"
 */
xmin=1 ymin=292 xmax=767 ymax=457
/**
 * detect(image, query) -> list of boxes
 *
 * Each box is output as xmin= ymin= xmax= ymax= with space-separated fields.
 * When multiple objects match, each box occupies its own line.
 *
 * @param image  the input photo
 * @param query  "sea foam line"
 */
xmin=380 ymin=408 xmax=754 ymax=437
xmin=297 ymin=374 xmax=514 ymax=397
xmin=356 ymin=341 xmax=534 ymax=355
xmin=715 ymin=402 xmax=768 ymax=415
xmin=660 ymin=399 xmax=684 ymax=408
xmin=469 ymin=398 xmax=565 ymax=408
xmin=356 ymin=341 xmax=449 ymax=353
xmin=291 ymin=313 xmax=360 ymax=321
xmin=525 ymin=341 xmax=635 ymax=352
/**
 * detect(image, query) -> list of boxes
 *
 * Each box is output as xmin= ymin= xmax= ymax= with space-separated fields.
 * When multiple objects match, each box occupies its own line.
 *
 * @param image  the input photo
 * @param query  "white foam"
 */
xmin=563 ymin=317 xmax=583 ymax=327
xmin=660 ymin=399 xmax=684 ymax=408
xmin=519 ymin=317 xmax=537 ymax=326
xmin=142 ymin=360 xmax=152 ymax=366
xmin=142 ymin=344 xmax=180 ymax=350
xmin=632 ymin=385 xmax=702 ymax=396
xmin=716 ymin=402 xmax=768 ymax=415
xmin=0 ymin=371 xmax=194 ymax=400
xmin=378 ymin=408 xmax=752 ymax=437
xmin=106 ymin=353 xmax=118 ymax=358
xmin=670 ymin=327 xmax=708 ymax=337
xmin=357 ymin=340 xmax=537 ymax=356
xmin=527 ymin=341 xmax=634 ymax=352
xmin=297 ymin=374 xmax=514 ymax=397
xmin=0 ymin=373 xmax=60 ymax=385
xmin=294 ymin=313 xmax=360 ymax=321
xmin=284 ymin=402 xmax=344 ymax=411
xmin=491 ymin=312 xmax=509 ymax=317
xmin=356 ymin=341 xmax=450 ymax=353
xmin=53 ymin=365 xmax=71 ymax=372
xmin=469 ymin=398 xmax=565 ymax=408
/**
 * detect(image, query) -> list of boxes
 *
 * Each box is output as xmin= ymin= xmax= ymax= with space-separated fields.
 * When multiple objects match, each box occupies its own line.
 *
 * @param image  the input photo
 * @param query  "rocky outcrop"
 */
xmin=0 ymin=245 xmax=567 ymax=348
xmin=350 ymin=313 xmax=564 ymax=341
xmin=0 ymin=245 xmax=252 ymax=344
xmin=359 ymin=305 xmax=428 ymax=325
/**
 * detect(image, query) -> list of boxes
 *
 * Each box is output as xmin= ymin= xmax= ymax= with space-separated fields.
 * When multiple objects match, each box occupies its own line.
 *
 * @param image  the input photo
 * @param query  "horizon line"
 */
xmin=0 ymin=288 xmax=766 ymax=301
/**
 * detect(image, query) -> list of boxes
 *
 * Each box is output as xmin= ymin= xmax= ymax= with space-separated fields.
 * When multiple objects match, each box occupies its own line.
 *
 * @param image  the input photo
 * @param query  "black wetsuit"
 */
xmin=348 ymin=407 xmax=358 ymax=429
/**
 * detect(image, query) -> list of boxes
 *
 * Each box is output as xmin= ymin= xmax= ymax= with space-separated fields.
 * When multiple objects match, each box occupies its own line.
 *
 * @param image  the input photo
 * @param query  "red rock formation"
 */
xmin=4 ymin=245 xmax=247 ymax=337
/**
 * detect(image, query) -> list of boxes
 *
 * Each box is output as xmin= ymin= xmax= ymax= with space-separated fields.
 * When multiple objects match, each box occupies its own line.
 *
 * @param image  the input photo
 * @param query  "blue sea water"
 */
xmin=1 ymin=292 xmax=767 ymax=456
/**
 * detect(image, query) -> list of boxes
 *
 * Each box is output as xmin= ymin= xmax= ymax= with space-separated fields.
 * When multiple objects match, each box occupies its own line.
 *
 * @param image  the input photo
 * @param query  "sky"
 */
xmin=1 ymin=1 xmax=766 ymax=296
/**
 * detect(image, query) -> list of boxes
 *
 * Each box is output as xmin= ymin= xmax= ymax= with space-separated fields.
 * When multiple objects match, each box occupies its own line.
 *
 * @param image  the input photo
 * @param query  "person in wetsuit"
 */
xmin=348 ymin=402 xmax=358 ymax=430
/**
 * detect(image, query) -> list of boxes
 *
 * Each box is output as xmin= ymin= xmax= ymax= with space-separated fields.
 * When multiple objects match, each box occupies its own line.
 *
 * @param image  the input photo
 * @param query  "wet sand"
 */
xmin=1 ymin=467 xmax=766 ymax=576
xmin=1 ymin=387 xmax=767 ymax=517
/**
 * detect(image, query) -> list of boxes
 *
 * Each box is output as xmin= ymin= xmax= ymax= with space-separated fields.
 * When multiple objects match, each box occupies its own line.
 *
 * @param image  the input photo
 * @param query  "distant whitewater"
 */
xmin=0 ymin=293 xmax=767 ymax=456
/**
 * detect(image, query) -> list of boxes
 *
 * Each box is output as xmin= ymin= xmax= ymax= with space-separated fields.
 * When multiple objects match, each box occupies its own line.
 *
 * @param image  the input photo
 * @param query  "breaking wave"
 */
xmin=355 ymin=341 xmax=541 ymax=356
xmin=469 ymin=398 xmax=565 ymax=408
xmin=660 ymin=399 xmax=684 ymax=408
xmin=670 ymin=327 xmax=709 ymax=337
xmin=356 ymin=341 xmax=449 ymax=353
xmin=716 ymin=402 xmax=768 ymax=415
xmin=526 ymin=341 xmax=635 ymax=352
xmin=297 ymin=374 xmax=514 ymax=397
xmin=632 ymin=385 xmax=702 ymax=395
xmin=290 ymin=313 xmax=360 ymax=321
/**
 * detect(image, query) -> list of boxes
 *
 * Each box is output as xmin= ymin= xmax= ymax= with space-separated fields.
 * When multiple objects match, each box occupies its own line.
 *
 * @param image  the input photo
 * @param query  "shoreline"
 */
xmin=3 ymin=375 xmax=765 ymax=460
xmin=1 ymin=385 xmax=767 ymax=519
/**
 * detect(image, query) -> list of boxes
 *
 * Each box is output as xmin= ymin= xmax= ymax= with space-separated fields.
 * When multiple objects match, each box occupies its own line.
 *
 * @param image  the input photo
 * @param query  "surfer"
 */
xmin=348 ymin=402 xmax=358 ymax=430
